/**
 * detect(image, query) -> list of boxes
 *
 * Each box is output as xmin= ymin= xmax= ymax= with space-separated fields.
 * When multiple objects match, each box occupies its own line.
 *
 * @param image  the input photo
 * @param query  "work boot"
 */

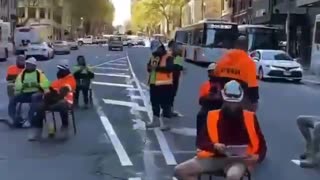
xmin=60 ymin=126 xmax=69 ymax=139
xmin=300 ymin=143 xmax=313 ymax=160
xmin=146 ymin=116 xmax=161 ymax=129
xmin=28 ymin=128 xmax=42 ymax=141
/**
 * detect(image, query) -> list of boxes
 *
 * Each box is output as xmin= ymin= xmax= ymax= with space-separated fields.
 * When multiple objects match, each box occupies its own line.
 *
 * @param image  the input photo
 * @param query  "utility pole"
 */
xmin=285 ymin=0 xmax=291 ymax=55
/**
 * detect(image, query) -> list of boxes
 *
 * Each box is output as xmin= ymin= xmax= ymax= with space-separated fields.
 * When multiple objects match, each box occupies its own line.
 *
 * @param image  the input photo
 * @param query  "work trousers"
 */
xmin=74 ymin=86 xmax=89 ymax=105
xmin=150 ymin=84 xmax=173 ymax=118
xmin=31 ymin=100 xmax=70 ymax=128
xmin=297 ymin=115 xmax=320 ymax=154
xmin=169 ymin=81 xmax=180 ymax=107
xmin=8 ymin=92 xmax=42 ymax=124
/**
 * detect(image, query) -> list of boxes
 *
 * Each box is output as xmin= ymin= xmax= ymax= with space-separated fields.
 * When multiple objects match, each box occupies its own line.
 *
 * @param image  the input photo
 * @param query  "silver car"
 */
xmin=53 ymin=41 xmax=71 ymax=55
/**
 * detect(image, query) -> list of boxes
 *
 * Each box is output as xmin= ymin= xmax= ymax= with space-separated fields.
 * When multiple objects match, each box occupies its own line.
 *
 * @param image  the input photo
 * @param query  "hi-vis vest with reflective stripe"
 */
xmin=150 ymin=54 xmax=173 ymax=85
xmin=197 ymin=110 xmax=259 ymax=158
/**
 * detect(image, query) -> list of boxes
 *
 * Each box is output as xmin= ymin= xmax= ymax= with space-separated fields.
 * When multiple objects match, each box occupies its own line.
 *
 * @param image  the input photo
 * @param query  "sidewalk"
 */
xmin=302 ymin=71 xmax=320 ymax=85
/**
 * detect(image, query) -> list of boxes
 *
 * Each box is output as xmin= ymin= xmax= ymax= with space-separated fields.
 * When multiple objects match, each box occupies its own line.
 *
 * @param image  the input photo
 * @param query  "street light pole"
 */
xmin=285 ymin=0 xmax=291 ymax=54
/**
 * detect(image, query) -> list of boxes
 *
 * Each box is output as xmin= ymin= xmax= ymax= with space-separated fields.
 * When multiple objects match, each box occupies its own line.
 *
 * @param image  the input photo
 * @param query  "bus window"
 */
xmin=192 ymin=29 xmax=203 ymax=46
xmin=204 ymin=28 xmax=236 ymax=49
xmin=248 ymin=28 xmax=279 ymax=50
xmin=175 ymin=31 xmax=188 ymax=44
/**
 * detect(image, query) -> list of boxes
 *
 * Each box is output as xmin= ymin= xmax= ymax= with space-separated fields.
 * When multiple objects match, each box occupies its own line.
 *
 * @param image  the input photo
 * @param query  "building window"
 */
xmin=17 ymin=7 xmax=25 ymax=18
xmin=39 ymin=8 xmax=45 ymax=18
xmin=249 ymin=0 xmax=252 ymax=7
xmin=48 ymin=9 xmax=51 ymax=19
xmin=28 ymin=7 xmax=36 ymax=18
xmin=228 ymin=0 xmax=232 ymax=8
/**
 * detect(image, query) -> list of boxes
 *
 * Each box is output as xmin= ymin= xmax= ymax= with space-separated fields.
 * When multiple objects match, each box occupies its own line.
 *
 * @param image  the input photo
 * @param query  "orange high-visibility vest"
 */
xmin=51 ymin=74 xmax=76 ymax=105
xmin=197 ymin=110 xmax=260 ymax=158
xmin=155 ymin=54 xmax=173 ymax=86
xmin=6 ymin=65 xmax=24 ymax=82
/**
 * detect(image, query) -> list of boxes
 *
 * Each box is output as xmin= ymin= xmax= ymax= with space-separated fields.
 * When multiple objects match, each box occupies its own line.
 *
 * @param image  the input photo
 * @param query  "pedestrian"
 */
xmin=174 ymin=80 xmax=267 ymax=180
xmin=29 ymin=62 xmax=76 ymax=141
xmin=8 ymin=57 xmax=50 ymax=127
xmin=214 ymin=35 xmax=259 ymax=112
xmin=73 ymin=55 xmax=94 ymax=108
xmin=6 ymin=55 xmax=26 ymax=98
xmin=167 ymin=40 xmax=184 ymax=117
xmin=196 ymin=63 xmax=222 ymax=139
xmin=296 ymin=115 xmax=320 ymax=168
xmin=146 ymin=40 xmax=174 ymax=131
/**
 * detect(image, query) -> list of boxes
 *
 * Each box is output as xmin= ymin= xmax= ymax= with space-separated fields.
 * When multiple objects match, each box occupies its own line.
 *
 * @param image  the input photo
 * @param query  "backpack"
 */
xmin=21 ymin=70 xmax=40 ymax=83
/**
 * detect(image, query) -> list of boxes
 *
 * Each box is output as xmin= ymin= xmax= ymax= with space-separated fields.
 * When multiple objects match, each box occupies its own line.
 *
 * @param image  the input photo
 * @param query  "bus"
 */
xmin=14 ymin=26 xmax=40 ymax=54
xmin=310 ymin=14 xmax=320 ymax=74
xmin=238 ymin=24 xmax=281 ymax=52
xmin=174 ymin=19 xmax=238 ymax=63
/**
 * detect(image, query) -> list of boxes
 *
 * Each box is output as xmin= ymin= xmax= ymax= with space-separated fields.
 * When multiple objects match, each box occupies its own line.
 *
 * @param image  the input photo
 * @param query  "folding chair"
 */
xmin=198 ymin=168 xmax=251 ymax=180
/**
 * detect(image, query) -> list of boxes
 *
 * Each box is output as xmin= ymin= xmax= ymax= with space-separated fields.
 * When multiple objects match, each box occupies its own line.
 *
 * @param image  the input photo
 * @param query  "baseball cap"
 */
xmin=221 ymin=80 xmax=244 ymax=102
xmin=26 ymin=57 xmax=37 ymax=65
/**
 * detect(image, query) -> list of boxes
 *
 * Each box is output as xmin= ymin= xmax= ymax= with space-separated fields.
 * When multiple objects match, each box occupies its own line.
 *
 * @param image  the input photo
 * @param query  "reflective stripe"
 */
xmin=65 ymin=92 xmax=73 ymax=104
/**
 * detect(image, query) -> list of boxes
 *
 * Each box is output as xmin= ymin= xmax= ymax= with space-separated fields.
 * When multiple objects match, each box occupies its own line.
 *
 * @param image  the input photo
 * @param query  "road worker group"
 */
xmin=5 ymin=55 xmax=94 ymax=140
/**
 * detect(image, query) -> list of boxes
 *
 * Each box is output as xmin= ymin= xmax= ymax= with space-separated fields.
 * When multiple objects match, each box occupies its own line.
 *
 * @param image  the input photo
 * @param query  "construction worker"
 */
xmin=146 ymin=40 xmax=174 ymax=131
xmin=73 ymin=55 xmax=94 ymax=108
xmin=296 ymin=116 xmax=320 ymax=168
xmin=174 ymin=80 xmax=267 ymax=180
xmin=8 ymin=57 xmax=50 ymax=127
xmin=168 ymin=40 xmax=184 ymax=117
xmin=213 ymin=35 xmax=259 ymax=112
xmin=29 ymin=63 xmax=76 ymax=141
xmin=197 ymin=63 xmax=222 ymax=138
xmin=6 ymin=55 xmax=26 ymax=97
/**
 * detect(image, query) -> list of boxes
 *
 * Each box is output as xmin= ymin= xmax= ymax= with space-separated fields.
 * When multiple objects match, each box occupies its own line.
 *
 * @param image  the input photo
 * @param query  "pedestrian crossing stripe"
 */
xmin=103 ymin=99 xmax=147 ymax=112
xmin=92 ymin=81 xmax=133 ymax=88
xmin=94 ymin=67 xmax=129 ymax=71
xmin=94 ymin=72 xmax=130 ymax=78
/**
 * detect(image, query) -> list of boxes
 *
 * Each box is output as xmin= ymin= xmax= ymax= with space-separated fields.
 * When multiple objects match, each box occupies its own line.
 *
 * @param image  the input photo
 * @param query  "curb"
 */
xmin=302 ymin=79 xmax=320 ymax=85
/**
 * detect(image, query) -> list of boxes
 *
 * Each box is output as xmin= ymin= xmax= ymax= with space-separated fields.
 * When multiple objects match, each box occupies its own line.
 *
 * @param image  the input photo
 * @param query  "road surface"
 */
xmin=0 ymin=46 xmax=319 ymax=180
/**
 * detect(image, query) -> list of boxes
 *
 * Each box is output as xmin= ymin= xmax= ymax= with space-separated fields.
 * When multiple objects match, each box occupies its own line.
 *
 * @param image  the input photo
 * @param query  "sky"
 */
xmin=111 ymin=0 xmax=131 ymax=26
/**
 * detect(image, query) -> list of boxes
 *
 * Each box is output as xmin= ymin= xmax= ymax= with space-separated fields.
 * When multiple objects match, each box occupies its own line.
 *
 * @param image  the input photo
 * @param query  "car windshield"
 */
xmin=205 ymin=28 xmax=237 ymax=49
xmin=262 ymin=51 xmax=293 ymax=61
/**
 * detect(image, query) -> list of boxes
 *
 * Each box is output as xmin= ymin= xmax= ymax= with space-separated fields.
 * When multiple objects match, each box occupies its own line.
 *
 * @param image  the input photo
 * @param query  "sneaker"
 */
xmin=28 ymin=128 xmax=42 ymax=141
xmin=60 ymin=126 xmax=69 ymax=139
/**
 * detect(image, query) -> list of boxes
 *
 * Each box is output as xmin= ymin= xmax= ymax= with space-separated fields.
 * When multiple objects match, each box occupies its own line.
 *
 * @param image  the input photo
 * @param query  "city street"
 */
xmin=0 ymin=46 xmax=320 ymax=180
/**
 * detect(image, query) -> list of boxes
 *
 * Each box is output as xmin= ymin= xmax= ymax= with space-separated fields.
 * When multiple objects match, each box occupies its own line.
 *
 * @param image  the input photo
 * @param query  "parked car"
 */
xmin=53 ymin=41 xmax=71 ymax=55
xmin=250 ymin=49 xmax=303 ymax=82
xmin=0 ymin=45 xmax=8 ymax=61
xmin=25 ymin=42 xmax=54 ymax=60
xmin=67 ymin=40 xmax=78 ymax=50
xmin=109 ymin=36 xmax=123 ymax=51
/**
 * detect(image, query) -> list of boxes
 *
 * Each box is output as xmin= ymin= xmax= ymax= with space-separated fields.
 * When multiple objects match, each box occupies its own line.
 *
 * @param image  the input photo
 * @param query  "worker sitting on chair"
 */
xmin=29 ymin=63 xmax=76 ymax=141
xmin=174 ymin=80 xmax=267 ymax=180
xmin=73 ymin=55 xmax=95 ymax=108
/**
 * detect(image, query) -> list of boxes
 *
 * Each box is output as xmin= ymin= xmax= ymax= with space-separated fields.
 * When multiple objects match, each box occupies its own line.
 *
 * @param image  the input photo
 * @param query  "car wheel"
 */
xmin=293 ymin=79 xmax=301 ymax=83
xmin=258 ymin=68 xmax=264 ymax=80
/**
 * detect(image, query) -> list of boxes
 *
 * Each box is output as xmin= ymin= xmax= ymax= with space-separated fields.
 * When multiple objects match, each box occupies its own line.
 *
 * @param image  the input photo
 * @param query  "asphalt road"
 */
xmin=0 ymin=46 xmax=319 ymax=180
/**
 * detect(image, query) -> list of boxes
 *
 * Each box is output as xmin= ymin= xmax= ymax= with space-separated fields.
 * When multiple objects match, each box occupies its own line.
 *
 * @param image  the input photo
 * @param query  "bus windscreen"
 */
xmin=204 ymin=27 xmax=237 ymax=49
xmin=248 ymin=28 xmax=279 ymax=50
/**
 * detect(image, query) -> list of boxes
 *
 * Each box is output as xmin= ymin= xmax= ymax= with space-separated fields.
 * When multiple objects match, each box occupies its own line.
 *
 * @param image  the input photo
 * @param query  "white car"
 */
xmin=0 ymin=46 xmax=8 ymax=61
xmin=67 ymin=40 xmax=78 ymax=50
xmin=25 ymin=42 xmax=54 ymax=60
xmin=250 ymin=50 xmax=303 ymax=82
xmin=53 ymin=41 xmax=71 ymax=54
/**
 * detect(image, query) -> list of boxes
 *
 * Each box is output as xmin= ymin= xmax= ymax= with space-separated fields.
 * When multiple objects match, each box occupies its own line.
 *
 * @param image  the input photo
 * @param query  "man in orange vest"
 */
xmin=146 ymin=40 xmax=174 ymax=131
xmin=213 ymin=36 xmax=259 ymax=112
xmin=6 ymin=55 xmax=26 ymax=97
xmin=174 ymin=80 xmax=267 ymax=180
xmin=29 ymin=62 xmax=76 ymax=141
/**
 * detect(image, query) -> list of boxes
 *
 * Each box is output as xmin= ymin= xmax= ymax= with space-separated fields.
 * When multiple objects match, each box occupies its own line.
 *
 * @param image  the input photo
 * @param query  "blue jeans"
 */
xmin=8 ymin=92 xmax=43 ymax=124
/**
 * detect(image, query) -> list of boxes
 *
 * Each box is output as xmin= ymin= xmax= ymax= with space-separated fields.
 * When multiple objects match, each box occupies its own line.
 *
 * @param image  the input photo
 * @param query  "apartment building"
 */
xmin=232 ymin=0 xmax=253 ymax=24
xmin=221 ymin=0 xmax=233 ymax=21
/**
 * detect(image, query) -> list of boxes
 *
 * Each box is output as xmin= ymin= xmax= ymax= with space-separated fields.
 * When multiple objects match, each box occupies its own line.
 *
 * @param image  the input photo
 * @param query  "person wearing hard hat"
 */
xmin=146 ymin=39 xmax=174 ymax=131
xmin=196 ymin=63 xmax=223 ymax=137
xmin=8 ymin=57 xmax=50 ymax=127
xmin=29 ymin=62 xmax=76 ymax=141
xmin=214 ymin=35 xmax=259 ymax=112
xmin=174 ymin=80 xmax=267 ymax=180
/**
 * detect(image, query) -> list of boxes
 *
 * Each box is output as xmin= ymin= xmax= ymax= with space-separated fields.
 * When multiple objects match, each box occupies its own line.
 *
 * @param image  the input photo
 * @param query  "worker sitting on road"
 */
xmin=8 ymin=57 xmax=50 ymax=127
xmin=73 ymin=55 xmax=95 ymax=108
xmin=296 ymin=115 xmax=320 ymax=168
xmin=6 ymin=55 xmax=26 ymax=98
xmin=213 ymin=35 xmax=259 ymax=112
xmin=167 ymin=40 xmax=184 ymax=117
xmin=174 ymin=80 xmax=267 ymax=180
xmin=29 ymin=63 xmax=76 ymax=141
xmin=146 ymin=40 xmax=174 ymax=131
xmin=197 ymin=63 xmax=222 ymax=138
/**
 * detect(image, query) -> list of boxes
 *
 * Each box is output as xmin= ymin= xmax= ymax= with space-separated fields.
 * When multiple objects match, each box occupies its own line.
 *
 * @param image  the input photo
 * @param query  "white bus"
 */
xmin=174 ymin=19 xmax=238 ymax=63
xmin=238 ymin=24 xmax=281 ymax=52
xmin=310 ymin=14 xmax=320 ymax=74
xmin=14 ymin=26 xmax=41 ymax=54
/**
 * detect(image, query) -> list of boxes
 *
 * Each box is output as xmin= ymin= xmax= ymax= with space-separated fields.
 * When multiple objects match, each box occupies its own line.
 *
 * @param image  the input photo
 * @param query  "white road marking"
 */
xmin=92 ymin=57 xmax=127 ymax=68
xmin=92 ymin=81 xmax=133 ymax=88
xmin=92 ymin=92 xmax=133 ymax=166
xmin=103 ymin=99 xmax=147 ymax=112
xmin=143 ymin=150 xmax=195 ymax=154
xmin=94 ymin=72 xmax=130 ymax=78
xmin=126 ymin=87 xmax=148 ymax=92
xmin=128 ymin=178 xmax=141 ymax=180
xmin=170 ymin=127 xmax=196 ymax=136
xmin=94 ymin=67 xmax=129 ymax=71
xmin=126 ymin=53 xmax=177 ymax=165
xmin=132 ymin=119 xmax=146 ymax=130
xmin=106 ymin=62 xmax=128 ymax=66
xmin=129 ymin=95 xmax=143 ymax=100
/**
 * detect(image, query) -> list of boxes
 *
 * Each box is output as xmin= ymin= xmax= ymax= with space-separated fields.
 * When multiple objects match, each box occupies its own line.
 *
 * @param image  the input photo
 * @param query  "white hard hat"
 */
xmin=26 ymin=57 xmax=37 ymax=65
xmin=57 ymin=62 xmax=69 ymax=70
xmin=207 ymin=63 xmax=216 ymax=71
xmin=221 ymin=80 xmax=244 ymax=102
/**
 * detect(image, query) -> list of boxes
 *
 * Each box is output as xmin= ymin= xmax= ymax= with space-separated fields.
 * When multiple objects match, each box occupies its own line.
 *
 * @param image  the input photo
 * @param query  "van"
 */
xmin=108 ymin=36 xmax=123 ymax=51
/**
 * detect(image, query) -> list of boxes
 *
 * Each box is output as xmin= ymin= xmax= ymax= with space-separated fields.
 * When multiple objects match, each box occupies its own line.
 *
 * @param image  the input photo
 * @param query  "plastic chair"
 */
xmin=198 ymin=168 xmax=251 ymax=180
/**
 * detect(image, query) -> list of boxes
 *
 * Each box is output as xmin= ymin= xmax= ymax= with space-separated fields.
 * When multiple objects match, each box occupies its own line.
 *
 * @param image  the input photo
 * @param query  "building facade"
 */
xmin=0 ymin=0 xmax=18 ymax=35
xmin=221 ymin=0 xmax=233 ymax=21
xmin=232 ymin=0 xmax=253 ymax=24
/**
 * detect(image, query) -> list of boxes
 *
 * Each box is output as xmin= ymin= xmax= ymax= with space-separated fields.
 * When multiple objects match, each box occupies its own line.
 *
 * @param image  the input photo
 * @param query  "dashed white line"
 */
xmin=128 ymin=178 xmax=141 ymax=180
xmin=92 ymin=57 xmax=127 ymax=68
xmin=92 ymin=92 xmax=133 ymax=166
xmin=103 ymin=99 xmax=147 ymax=112
xmin=92 ymin=81 xmax=134 ymax=88
xmin=106 ymin=62 xmax=128 ymax=66
xmin=94 ymin=67 xmax=129 ymax=71
xmin=94 ymin=72 xmax=130 ymax=78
